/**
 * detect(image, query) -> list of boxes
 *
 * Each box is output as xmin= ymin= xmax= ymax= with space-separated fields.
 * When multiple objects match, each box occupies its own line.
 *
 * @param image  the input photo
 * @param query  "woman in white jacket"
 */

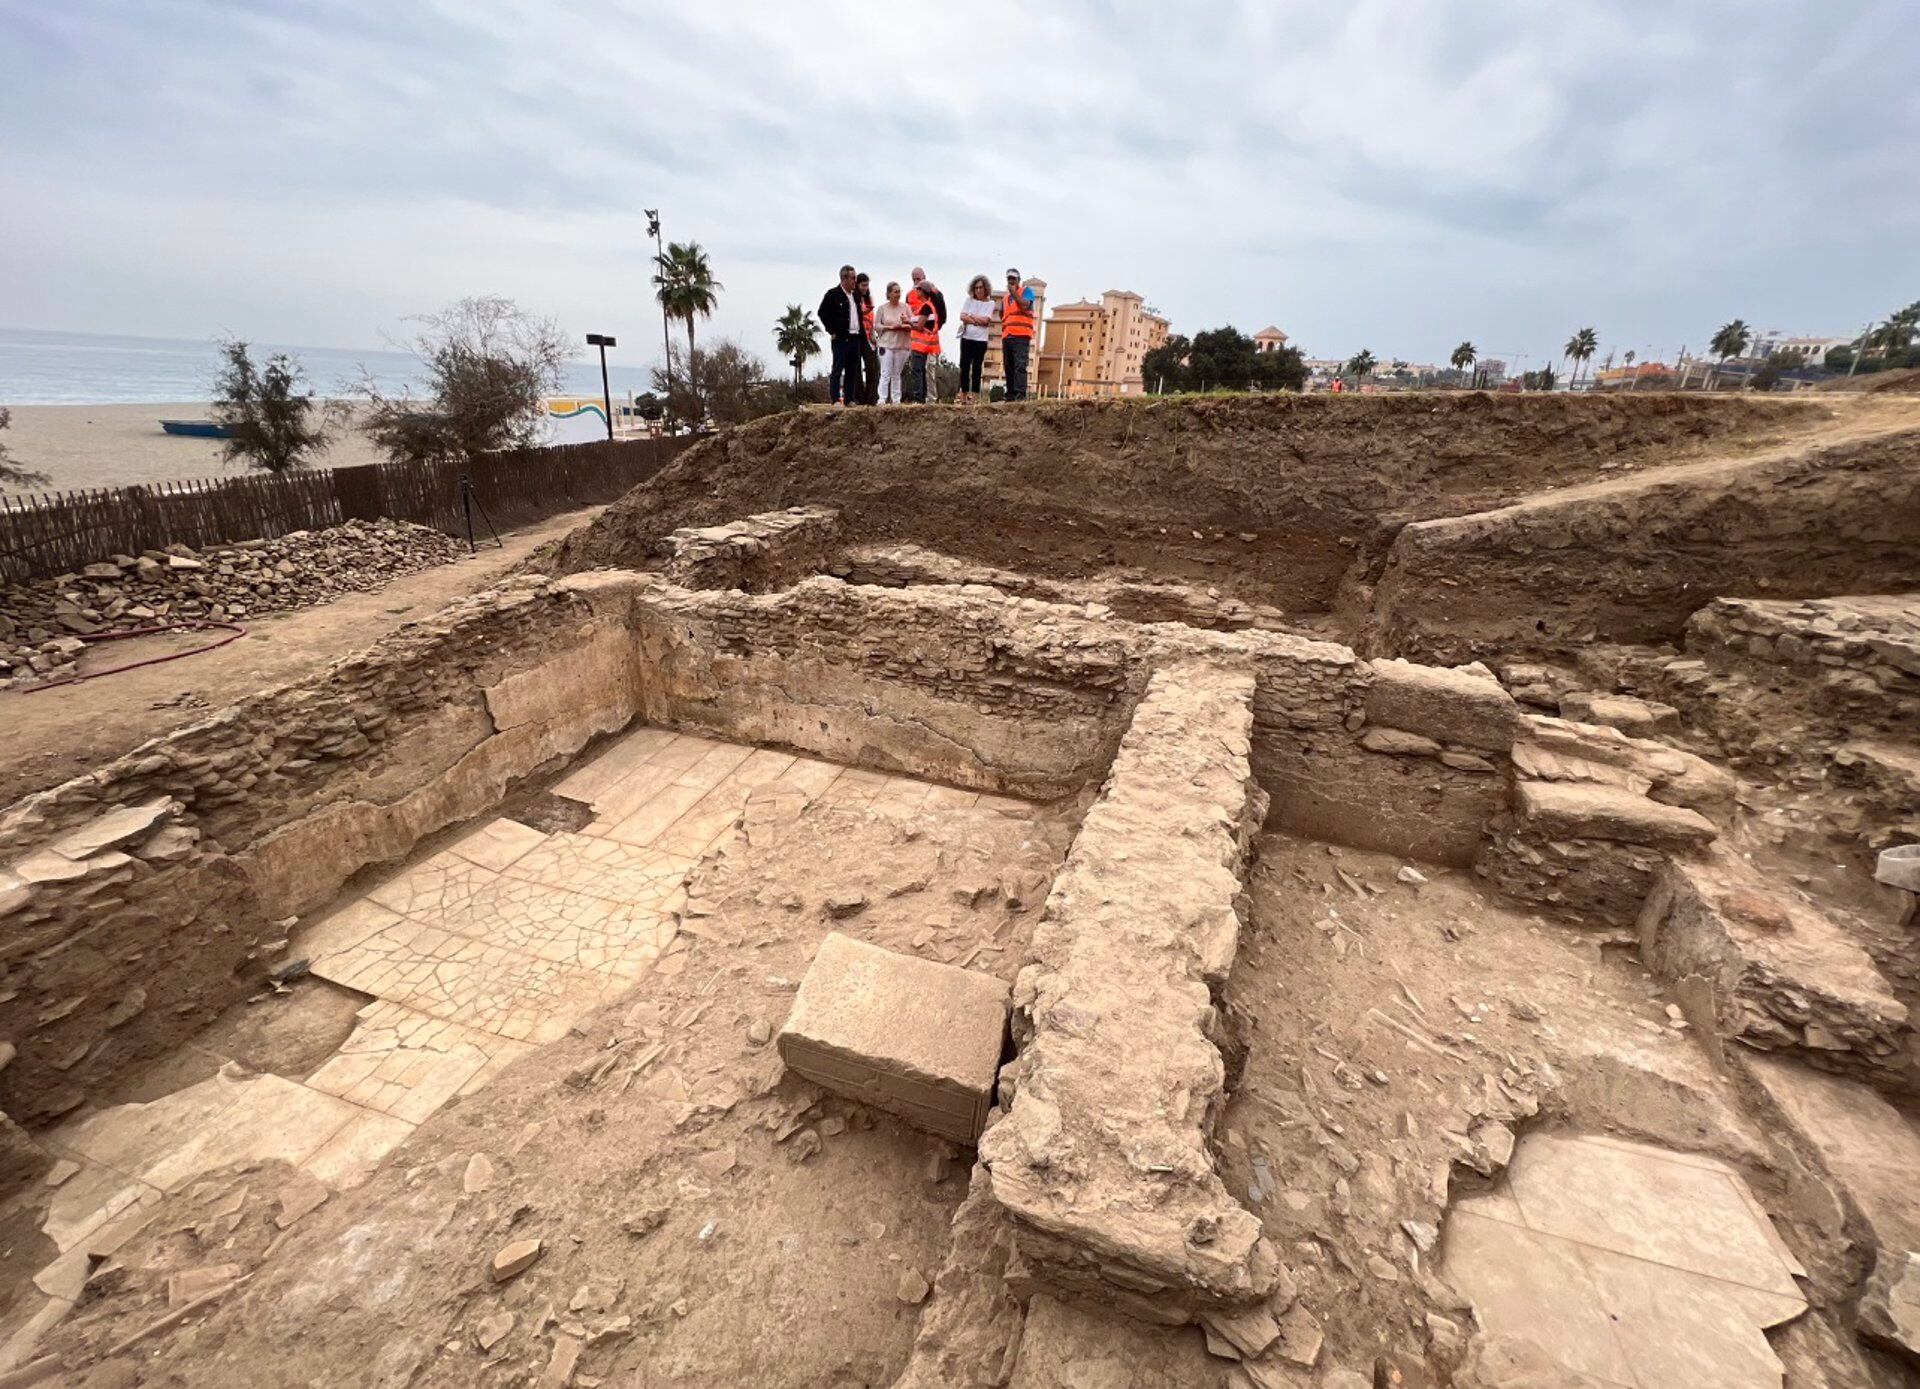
xmin=872 ymin=281 xmax=914 ymax=404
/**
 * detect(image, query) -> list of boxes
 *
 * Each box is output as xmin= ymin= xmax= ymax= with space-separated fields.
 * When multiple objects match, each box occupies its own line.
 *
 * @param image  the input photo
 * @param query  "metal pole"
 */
xmin=651 ymin=214 xmax=674 ymax=433
xmin=1847 ymin=319 xmax=1872 ymax=378
xmin=458 ymin=473 xmax=476 ymax=554
xmin=598 ymin=342 xmax=614 ymax=440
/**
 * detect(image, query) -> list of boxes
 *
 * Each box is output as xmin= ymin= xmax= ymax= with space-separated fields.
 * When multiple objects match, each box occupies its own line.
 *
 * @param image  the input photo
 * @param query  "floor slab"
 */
xmin=1440 ymin=1131 xmax=1807 ymax=1389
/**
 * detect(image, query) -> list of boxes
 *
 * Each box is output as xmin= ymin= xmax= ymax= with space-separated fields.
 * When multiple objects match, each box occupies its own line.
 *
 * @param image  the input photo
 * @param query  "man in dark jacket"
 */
xmin=818 ymin=265 xmax=868 ymax=406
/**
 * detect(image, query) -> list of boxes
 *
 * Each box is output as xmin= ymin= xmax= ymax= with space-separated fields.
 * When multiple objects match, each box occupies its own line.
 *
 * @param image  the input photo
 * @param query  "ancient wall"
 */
xmin=662 ymin=505 xmax=843 ymax=593
xmin=982 ymin=661 xmax=1283 ymax=1319
xmin=1368 ymin=429 xmax=1920 ymax=664
xmin=564 ymin=572 xmax=1146 ymax=800
xmin=0 ymin=578 xmax=642 ymax=1125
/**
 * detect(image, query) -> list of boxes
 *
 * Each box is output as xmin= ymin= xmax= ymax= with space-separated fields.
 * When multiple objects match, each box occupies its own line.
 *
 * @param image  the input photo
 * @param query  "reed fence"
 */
xmin=0 ymin=436 xmax=689 ymax=584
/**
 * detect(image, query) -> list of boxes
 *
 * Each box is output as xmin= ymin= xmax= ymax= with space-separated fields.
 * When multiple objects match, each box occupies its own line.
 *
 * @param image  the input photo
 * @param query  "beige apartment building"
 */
xmin=1035 ymin=290 xmax=1171 ymax=397
xmin=982 ymin=278 xmax=1047 ymax=391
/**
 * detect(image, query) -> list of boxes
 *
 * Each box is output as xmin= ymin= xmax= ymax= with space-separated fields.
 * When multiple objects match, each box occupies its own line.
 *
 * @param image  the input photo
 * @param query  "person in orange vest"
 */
xmin=906 ymin=267 xmax=945 ymax=404
xmin=1000 ymin=268 xmax=1037 ymax=400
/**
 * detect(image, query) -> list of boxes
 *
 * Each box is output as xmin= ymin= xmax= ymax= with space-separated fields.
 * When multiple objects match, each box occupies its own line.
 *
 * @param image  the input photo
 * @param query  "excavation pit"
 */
xmin=1 ymin=394 xmax=1917 ymax=1386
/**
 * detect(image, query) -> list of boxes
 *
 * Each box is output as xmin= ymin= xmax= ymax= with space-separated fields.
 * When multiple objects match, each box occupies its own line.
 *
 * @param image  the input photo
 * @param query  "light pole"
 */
xmin=585 ymin=334 xmax=616 ymax=440
xmin=646 ymin=209 xmax=673 ymax=434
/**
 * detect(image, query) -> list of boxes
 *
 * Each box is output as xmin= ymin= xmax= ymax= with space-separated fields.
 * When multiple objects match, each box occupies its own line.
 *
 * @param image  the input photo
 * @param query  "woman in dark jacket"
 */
xmin=855 ymin=273 xmax=881 ymax=406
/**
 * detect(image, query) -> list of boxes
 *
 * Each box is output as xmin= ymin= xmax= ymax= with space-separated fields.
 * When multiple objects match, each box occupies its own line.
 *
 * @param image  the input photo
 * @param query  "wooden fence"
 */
xmin=0 ymin=436 xmax=690 ymax=584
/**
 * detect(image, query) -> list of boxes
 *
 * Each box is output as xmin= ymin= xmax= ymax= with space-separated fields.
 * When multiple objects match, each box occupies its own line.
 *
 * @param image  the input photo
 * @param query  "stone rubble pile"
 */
xmin=0 ymin=519 xmax=466 ymax=689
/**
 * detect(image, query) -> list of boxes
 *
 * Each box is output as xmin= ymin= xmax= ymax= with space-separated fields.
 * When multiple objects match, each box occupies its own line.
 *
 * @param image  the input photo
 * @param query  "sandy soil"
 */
xmin=2 ymin=403 xmax=389 ymax=492
xmin=0 ymin=506 xmax=601 ymax=806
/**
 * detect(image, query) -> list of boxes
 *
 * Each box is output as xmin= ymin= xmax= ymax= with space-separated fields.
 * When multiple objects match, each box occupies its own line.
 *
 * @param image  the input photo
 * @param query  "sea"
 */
xmin=0 ymin=326 xmax=658 ymax=405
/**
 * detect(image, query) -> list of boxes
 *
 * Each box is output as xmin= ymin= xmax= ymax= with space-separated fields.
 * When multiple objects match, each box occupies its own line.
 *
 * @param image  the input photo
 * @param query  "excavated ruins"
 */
xmin=0 ymin=392 xmax=1917 ymax=1388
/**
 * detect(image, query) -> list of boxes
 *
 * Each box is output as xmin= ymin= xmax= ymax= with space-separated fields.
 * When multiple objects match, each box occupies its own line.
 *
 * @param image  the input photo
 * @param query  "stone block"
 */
xmin=1365 ymin=658 xmax=1522 ymax=752
xmin=1558 ymin=692 xmax=1679 ymax=737
xmin=778 ymin=932 xmax=1008 ymax=1142
xmin=1514 ymin=780 xmax=1716 ymax=852
xmin=1639 ymin=855 xmax=1909 ymax=1088
xmin=48 ymin=797 xmax=178 ymax=861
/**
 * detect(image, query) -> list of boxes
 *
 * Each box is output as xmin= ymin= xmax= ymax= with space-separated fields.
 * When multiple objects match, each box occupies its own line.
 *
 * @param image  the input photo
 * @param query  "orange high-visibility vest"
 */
xmin=1002 ymin=283 xmax=1035 ymax=339
xmin=908 ymin=288 xmax=940 ymax=356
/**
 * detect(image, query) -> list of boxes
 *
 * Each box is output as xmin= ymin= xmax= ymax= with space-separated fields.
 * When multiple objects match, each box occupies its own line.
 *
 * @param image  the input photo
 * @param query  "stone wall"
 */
xmin=563 ymin=573 xmax=1145 ymax=800
xmin=0 ymin=578 xmax=642 ymax=1126
xmin=837 ymin=542 xmax=1309 ymax=637
xmin=981 ymin=660 xmax=1284 ymax=1319
xmin=662 ymin=505 xmax=843 ymax=593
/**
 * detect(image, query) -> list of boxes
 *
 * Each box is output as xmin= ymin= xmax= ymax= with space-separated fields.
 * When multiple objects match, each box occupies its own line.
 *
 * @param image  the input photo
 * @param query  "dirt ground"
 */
xmin=0 ymin=506 xmax=602 ymax=807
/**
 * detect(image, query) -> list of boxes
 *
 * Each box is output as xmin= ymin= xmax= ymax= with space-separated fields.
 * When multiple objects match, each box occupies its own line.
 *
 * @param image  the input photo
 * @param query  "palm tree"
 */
xmin=1450 ymin=340 xmax=1478 ymax=388
xmin=774 ymin=305 xmax=821 ymax=387
xmin=1345 ymin=349 xmax=1376 ymax=381
xmin=1563 ymin=327 xmax=1598 ymax=388
xmin=1708 ymin=319 xmax=1751 ymax=388
xmin=653 ymin=241 xmax=722 ymax=406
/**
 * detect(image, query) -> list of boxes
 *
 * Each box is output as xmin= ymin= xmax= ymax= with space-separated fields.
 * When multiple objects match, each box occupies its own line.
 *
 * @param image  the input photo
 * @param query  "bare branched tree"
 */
xmin=358 ymin=297 xmax=568 ymax=464
xmin=0 ymin=407 xmax=50 ymax=490
xmin=211 ymin=339 xmax=334 ymax=473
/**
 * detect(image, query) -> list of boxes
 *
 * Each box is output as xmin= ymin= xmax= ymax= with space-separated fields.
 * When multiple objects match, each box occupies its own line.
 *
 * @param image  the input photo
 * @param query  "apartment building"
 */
xmin=1034 ymin=290 xmax=1171 ymax=397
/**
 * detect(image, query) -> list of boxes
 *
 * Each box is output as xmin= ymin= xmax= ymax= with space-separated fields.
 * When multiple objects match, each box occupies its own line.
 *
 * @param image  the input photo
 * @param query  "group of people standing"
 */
xmin=817 ymin=265 xmax=1037 ymax=406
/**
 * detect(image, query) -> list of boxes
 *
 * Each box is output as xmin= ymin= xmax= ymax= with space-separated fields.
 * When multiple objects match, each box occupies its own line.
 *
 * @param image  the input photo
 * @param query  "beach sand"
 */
xmin=3 ymin=402 xmax=389 ymax=493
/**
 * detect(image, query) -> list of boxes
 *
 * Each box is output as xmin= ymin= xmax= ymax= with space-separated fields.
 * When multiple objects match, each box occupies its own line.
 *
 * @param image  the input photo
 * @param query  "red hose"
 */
xmin=20 ymin=621 xmax=250 ymax=691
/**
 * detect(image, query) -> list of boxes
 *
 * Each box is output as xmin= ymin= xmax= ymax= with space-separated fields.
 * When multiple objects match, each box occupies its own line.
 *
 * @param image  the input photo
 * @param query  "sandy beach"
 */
xmin=2 ymin=402 xmax=391 ymax=493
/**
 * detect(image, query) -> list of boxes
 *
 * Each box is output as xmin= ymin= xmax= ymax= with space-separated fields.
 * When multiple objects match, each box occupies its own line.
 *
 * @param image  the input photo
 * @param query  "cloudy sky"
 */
xmin=2 ymin=1 xmax=1915 ymax=374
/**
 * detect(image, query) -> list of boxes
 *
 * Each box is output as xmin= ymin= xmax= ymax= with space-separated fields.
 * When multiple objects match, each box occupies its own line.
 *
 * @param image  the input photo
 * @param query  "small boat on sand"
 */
xmin=159 ymin=419 xmax=233 ymax=439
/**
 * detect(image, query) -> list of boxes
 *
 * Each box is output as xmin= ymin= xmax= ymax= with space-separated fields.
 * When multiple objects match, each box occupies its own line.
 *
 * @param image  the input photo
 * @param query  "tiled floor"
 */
xmin=1440 ymin=1132 xmax=1808 ymax=1389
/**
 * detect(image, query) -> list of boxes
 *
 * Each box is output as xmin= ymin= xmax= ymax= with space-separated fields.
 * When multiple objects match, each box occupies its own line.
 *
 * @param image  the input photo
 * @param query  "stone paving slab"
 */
xmin=503 ymin=833 xmax=694 ymax=906
xmin=1439 ymin=1131 xmax=1807 ymax=1389
xmin=305 ymin=1000 xmax=533 ymax=1123
xmin=310 ymin=916 xmax=626 ymax=1044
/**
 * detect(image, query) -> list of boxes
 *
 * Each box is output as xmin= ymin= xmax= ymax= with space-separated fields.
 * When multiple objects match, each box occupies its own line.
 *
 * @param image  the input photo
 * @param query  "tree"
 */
xmin=1450 ymin=341 xmax=1478 ymax=387
xmin=1883 ymin=300 xmax=1920 ymax=351
xmin=773 ymin=305 xmax=821 ymax=386
xmin=1345 ymin=349 xmax=1376 ymax=380
xmin=1564 ymin=327 xmax=1598 ymax=387
xmin=1140 ymin=328 xmax=1304 ymax=394
xmin=653 ymin=242 xmax=722 ymax=410
xmin=1710 ymin=319 xmax=1751 ymax=364
xmin=1142 ymin=335 xmax=1192 ymax=393
xmin=648 ymin=338 xmax=789 ymax=428
xmin=0 ymin=407 xmax=49 ymax=489
xmin=1521 ymin=365 xmax=1557 ymax=391
xmin=210 ymin=339 xmax=332 ymax=474
xmin=359 ymin=297 xmax=569 ymax=465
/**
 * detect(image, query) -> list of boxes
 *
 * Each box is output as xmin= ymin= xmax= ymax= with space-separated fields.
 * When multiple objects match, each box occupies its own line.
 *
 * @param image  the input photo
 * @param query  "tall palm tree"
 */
xmin=1450 ymin=340 xmax=1478 ymax=388
xmin=1563 ymin=327 xmax=1598 ymax=388
xmin=774 ymin=305 xmax=821 ymax=387
xmin=653 ymin=241 xmax=722 ymax=406
xmin=1708 ymin=319 xmax=1751 ymax=389
xmin=1345 ymin=349 xmax=1376 ymax=380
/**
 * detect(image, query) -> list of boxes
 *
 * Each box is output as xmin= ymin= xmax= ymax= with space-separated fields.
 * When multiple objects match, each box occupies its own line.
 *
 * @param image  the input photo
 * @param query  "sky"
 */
xmin=2 ymin=1 xmax=1916 ymax=376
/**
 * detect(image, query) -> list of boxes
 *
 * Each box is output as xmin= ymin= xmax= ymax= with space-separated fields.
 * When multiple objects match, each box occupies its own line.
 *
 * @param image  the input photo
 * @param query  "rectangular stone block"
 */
xmin=1365 ymin=657 xmax=1522 ymax=752
xmin=777 ymin=933 xmax=1008 ymax=1142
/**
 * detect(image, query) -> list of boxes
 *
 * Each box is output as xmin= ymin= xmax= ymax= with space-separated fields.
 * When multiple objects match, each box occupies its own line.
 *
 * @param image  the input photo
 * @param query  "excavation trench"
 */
xmin=0 ymin=394 xmax=1916 ymax=1386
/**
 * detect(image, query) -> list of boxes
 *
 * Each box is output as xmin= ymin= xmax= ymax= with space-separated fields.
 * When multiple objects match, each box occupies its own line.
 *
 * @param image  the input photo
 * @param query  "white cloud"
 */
xmin=1 ymin=0 xmax=1913 ymax=374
